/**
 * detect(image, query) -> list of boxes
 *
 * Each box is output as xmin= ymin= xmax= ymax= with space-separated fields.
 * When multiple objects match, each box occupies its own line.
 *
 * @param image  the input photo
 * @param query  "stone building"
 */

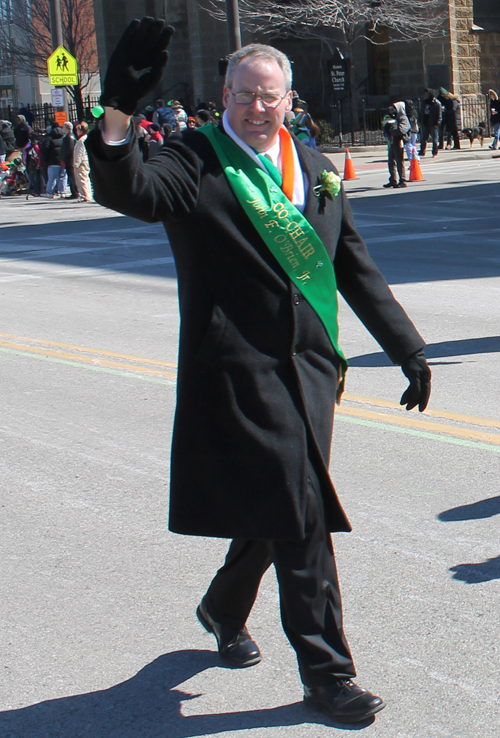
xmin=91 ymin=0 xmax=500 ymax=115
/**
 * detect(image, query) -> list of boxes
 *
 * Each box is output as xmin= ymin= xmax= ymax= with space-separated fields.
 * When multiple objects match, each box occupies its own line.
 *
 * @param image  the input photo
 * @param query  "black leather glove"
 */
xmin=100 ymin=17 xmax=175 ymax=115
xmin=400 ymin=349 xmax=431 ymax=412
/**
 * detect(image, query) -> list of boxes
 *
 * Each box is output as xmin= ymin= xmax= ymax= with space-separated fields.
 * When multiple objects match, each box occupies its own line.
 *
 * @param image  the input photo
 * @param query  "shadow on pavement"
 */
xmin=1 ymin=180 xmax=500 ymax=285
xmin=0 ymin=215 xmax=175 ymax=280
xmin=438 ymin=495 xmax=500 ymax=522
xmin=0 ymin=649 xmax=374 ymax=737
xmin=449 ymin=556 xmax=500 ymax=583
xmin=348 ymin=335 xmax=500 ymax=367
xmin=349 ymin=181 xmax=500 ymax=284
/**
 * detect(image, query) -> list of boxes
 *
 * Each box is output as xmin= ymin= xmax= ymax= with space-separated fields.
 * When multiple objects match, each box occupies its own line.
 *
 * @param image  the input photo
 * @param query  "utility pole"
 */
xmin=48 ymin=0 xmax=63 ymax=48
xmin=5 ymin=0 xmax=17 ymax=108
xmin=48 ymin=0 xmax=69 ymax=118
xmin=225 ymin=0 xmax=241 ymax=53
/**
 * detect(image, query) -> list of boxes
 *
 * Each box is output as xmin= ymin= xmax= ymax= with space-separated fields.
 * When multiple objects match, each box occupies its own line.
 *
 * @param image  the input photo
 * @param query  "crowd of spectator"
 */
xmin=1 ymin=110 xmax=93 ymax=201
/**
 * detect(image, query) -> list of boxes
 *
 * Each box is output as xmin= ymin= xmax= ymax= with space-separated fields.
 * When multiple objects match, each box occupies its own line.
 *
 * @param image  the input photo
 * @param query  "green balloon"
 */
xmin=91 ymin=105 xmax=105 ymax=118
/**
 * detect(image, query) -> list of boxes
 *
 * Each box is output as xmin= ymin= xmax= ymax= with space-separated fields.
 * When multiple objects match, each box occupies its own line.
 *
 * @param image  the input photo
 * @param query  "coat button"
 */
xmin=293 ymin=293 xmax=301 ymax=305
xmin=291 ymin=351 xmax=297 ymax=356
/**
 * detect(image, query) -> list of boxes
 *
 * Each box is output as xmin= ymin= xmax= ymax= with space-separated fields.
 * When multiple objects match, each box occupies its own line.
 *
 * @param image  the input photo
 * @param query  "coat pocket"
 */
xmin=195 ymin=305 xmax=228 ymax=364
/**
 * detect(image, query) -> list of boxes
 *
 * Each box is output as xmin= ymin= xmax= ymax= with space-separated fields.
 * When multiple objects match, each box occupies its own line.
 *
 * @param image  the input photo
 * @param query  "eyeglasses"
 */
xmin=231 ymin=91 xmax=288 ymax=108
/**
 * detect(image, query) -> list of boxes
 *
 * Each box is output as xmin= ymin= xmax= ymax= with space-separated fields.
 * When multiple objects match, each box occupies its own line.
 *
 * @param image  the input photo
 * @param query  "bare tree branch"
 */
xmin=0 ymin=0 xmax=99 ymax=101
xmin=205 ymin=0 xmax=447 ymax=45
xmin=204 ymin=0 xmax=448 ymax=132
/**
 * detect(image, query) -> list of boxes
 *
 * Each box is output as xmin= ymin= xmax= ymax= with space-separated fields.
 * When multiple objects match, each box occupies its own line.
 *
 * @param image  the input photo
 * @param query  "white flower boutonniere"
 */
xmin=313 ymin=170 xmax=342 ymax=201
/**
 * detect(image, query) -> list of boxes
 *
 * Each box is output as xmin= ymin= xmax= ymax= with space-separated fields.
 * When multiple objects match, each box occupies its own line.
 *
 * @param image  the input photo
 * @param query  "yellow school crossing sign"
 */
xmin=47 ymin=46 xmax=78 ymax=86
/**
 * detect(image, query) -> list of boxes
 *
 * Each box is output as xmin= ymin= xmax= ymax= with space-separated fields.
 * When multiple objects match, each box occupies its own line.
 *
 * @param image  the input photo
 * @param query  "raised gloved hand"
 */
xmin=100 ymin=17 xmax=175 ymax=116
xmin=400 ymin=349 xmax=431 ymax=412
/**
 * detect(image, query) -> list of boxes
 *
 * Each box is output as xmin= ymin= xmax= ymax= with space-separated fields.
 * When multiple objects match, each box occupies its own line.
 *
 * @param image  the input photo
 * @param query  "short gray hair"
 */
xmin=225 ymin=44 xmax=293 ymax=91
xmin=63 ymin=121 xmax=73 ymax=131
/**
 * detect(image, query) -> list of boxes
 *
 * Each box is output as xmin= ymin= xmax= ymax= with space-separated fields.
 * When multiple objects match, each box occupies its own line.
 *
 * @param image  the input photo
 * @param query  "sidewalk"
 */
xmin=321 ymin=143 xmax=500 ymax=177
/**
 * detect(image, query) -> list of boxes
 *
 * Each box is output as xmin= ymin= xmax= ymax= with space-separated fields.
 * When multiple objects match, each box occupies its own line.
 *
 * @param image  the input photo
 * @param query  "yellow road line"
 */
xmin=343 ymin=393 xmax=500 ymax=430
xmin=337 ymin=405 xmax=500 ymax=446
xmin=0 ymin=340 xmax=177 ymax=379
xmin=0 ymin=331 xmax=177 ymax=369
xmin=3 ymin=331 xmax=500 ymax=442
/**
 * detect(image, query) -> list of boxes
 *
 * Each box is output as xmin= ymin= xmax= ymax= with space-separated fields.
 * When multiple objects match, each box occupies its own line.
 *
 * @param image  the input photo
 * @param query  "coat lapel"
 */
xmin=294 ymin=140 xmax=342 ymax=258
xmin=296 ymin=142 xmax=319 ymax=222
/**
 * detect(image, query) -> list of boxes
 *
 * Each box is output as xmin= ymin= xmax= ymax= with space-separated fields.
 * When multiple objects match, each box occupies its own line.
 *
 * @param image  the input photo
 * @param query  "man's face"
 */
xmin=222 ymin=57 xmax=292 ymax=152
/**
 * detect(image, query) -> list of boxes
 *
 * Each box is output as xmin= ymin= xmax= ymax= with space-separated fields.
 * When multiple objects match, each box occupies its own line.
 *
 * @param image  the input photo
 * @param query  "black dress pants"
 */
xmin=65 ymin=164 xmax=79 ymax=198
xmin=388 ymin=140 xmax=406 ymax=184
xmin=203 ymin=464 xmax=356 ymax=687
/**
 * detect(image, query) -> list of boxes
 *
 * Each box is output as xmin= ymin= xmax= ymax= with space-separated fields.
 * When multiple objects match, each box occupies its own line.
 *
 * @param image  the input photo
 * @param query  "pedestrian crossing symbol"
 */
xmin=47 ymin=46 xmax=79 ymax=86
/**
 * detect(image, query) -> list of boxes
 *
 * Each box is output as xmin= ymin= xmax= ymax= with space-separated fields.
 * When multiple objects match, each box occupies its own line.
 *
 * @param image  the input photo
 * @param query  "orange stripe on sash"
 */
xmin=279 ymin=126 xmax=294 ymax=202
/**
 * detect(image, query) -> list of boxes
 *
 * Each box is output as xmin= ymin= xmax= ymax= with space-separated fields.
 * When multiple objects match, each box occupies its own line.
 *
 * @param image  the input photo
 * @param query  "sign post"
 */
xmin=328 ymin=48 xmax=349 ymax=147
xmin=47 ymin=46 xmax=78 ymax=86
xmin=51 ymin=88 xmax=65 ymax=107
xmin=47 ymin=46 xmax=78 ymax=124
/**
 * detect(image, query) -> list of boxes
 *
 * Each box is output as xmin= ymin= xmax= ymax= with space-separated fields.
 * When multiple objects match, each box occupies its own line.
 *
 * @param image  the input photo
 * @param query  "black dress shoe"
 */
xmin=382 ymin=182 xmax=397 ymax=189
xmin=196 ymin=598 xmax=262 ymax=668
xmin=304 ymin=680 xmax=386 ymax=723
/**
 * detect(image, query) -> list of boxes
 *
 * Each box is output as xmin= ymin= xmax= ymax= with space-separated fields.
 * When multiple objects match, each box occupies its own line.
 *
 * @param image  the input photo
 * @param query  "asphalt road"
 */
xmin=1 ymin=154 xmax=500 ymax=738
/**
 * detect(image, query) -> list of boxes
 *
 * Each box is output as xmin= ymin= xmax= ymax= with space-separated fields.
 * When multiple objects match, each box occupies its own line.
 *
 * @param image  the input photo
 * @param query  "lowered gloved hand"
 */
xmin=100 ymin=17 xmax=175 ymax=116
xmin=400 ymin=349 xmax=431 ymax=412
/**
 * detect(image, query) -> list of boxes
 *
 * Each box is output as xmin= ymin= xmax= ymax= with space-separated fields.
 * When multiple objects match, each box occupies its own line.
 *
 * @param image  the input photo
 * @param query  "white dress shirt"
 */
xmin=222 ymin=111 xmax=308 ymax=213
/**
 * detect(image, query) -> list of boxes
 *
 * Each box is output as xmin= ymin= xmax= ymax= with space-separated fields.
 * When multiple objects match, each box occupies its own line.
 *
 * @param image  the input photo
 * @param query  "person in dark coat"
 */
xmin=60 ymin=121 xmax=79 ymax=199
xmin=87 ymin=19 xmax=431 ymax=726
xmin=13 ymin=114 xmax=32 ymax=149
xmin=18 ymin=104 xmax=35 ymax=127
xmin=1 ymin=121 xmax=16 ymax=158
xmin=488 ymin=89 xmax=500 ymax=150
xmin=41 ymin=126 xmax=65 ymax=197
xmin=38 ymin=129 xmax=52 ymax=186
xmin=437 ymin=88 xmax=448 ymax=149
xmin=382 ymin=101 xmax=410 ymax=188
xmin=419 ymin=88 xmax=442 ymax=157
xmin=444 ymin=93 xmax=461 ymax=150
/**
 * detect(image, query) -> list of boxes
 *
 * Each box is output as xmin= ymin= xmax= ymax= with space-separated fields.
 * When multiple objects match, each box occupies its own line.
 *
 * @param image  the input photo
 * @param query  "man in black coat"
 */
xmin=87 ymin=18 xmax=431 ymax=725
xmin=419 ymin=88 xmax=442 ymax=157
xmin=13 ymin=114 xmax=32 ymax=149
xmin=383 ymin=101 xmax=410 ymax=188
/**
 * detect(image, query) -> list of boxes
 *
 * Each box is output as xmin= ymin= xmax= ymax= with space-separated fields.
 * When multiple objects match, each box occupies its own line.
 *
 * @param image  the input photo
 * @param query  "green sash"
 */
xmin=198 ymin=122 xmax=348 ymax=396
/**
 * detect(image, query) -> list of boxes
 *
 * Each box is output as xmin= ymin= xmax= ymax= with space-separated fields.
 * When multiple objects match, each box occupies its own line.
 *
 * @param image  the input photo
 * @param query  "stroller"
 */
xmin=0 ymin=157 xmax=30 ymax=197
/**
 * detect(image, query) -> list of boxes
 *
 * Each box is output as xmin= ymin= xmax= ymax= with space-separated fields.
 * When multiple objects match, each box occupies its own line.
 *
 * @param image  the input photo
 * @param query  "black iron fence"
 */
xmin=2 ymin=94 xmax=493 ymax=147
xmin=0 ymin=96 xmax=101 ymax=129
xmin=317 ymin=95 xmax=493 ymax=147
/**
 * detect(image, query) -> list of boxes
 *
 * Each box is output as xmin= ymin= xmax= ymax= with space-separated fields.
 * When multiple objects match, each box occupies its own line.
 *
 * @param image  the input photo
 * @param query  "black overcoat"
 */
xmin=87 ymin=127 xmax=425 ymax=541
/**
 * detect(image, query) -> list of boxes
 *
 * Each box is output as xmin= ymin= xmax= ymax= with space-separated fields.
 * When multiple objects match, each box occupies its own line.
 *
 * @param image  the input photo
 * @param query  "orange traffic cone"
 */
xmin=409 ymin=146 xmax=424 ymax=181
xmin=343 ymin=148 xmax=357 ymax=180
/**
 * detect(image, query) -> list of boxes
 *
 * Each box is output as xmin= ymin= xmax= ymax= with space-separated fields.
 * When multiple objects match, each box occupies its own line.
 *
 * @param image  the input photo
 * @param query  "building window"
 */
xmin=473 ymin=0 xmax=500 ymax=31
xmin=427 ymin=64 xmax=450 ymax=92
